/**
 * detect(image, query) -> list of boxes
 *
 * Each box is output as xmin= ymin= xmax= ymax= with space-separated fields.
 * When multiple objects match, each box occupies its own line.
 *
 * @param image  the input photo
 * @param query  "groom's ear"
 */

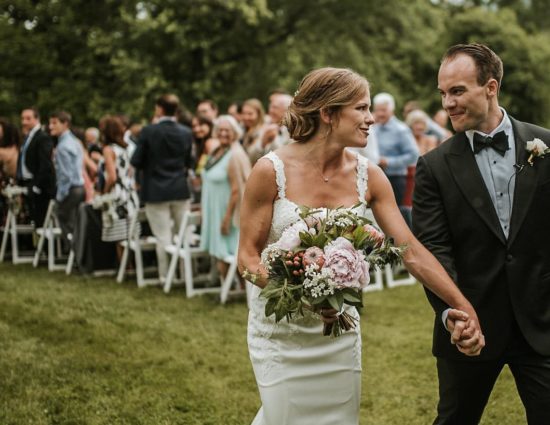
xmin=486 ymin=78 xmax=499 ymax=98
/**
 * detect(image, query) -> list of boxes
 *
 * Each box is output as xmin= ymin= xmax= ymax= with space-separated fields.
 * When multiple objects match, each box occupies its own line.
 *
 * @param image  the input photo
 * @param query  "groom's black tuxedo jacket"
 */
xmin=413 ymin=117 xmax=550 ymax=361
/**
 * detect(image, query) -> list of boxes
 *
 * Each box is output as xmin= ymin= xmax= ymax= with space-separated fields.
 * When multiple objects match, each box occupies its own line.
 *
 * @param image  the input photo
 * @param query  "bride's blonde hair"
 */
xmin=284 ymin=67 xmax=369 ymax=142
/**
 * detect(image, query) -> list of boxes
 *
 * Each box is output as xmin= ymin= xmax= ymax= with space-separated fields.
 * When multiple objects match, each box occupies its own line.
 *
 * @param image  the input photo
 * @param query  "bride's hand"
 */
xmin=319 ymin=308 xmax=339 ymax=324
xmin=447 ymin=308 xmax=485 ymax=356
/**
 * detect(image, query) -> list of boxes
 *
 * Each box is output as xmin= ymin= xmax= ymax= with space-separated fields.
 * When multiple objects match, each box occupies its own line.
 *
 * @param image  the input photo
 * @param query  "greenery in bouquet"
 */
xmin=248 ymin=205 xmax=405 ymax=337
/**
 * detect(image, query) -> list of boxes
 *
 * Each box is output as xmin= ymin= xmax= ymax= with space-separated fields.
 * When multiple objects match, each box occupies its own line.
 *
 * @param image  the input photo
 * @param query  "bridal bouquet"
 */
xmin=246 ymin=206 xmax=405 ymax=337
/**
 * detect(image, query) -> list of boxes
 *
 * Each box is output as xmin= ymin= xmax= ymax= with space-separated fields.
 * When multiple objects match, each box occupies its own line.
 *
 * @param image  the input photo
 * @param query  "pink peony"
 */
xmin=322 ymin=237 xmax=370 ymax=288
xmin=363 ymin=224 xmax=385 ymax=247
xmin=303 ymin=246 xmax=325 ymax=268
xmin=276 ymin=221 xmax=308 ymax=251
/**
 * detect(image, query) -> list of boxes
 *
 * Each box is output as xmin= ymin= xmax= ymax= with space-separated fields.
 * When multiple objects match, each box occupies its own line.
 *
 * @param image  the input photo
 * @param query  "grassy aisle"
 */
xmin=0 ymin=263 xmax=523 ymax=424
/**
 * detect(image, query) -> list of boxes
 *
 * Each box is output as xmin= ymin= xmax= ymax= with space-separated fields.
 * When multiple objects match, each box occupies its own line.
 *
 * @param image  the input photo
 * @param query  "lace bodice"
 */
xmin=264 ymin=150 xmax=369 ymax=245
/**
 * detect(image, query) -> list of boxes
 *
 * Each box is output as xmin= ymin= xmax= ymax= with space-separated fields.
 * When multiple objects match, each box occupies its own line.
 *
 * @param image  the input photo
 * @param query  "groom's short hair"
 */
xmin=442 ymin=43 xmax=503 ymax=89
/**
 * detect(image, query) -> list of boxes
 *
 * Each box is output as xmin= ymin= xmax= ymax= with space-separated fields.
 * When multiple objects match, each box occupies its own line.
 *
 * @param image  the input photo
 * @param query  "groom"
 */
xmin=413 ymin=43 xmax=550 ymax=424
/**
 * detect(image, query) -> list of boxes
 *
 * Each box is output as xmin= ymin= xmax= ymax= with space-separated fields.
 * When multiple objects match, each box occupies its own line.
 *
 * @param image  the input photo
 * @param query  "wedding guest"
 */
xmin=373 ymin=92 xmax=419 ymax=227
xmin=403 ymin=100 xmax=450 ymax=143
xmin=98 ymin=115 xmax=132 ymax=257
xmin=190 ymin=114 xmax=219 ymax=203
xmin=260 ymin=93 xmax=293 ymax=152
xmin=49 ymin=110 xmax=85 ymax=242
xmin=196 ymin=99 xmax=219 ymax=122
xmin=85 ymin=127 xmax=100 ymax=151
xmin=406 ymin=109 xmax=438 ymax=155
xmin=176 ymin=105 xmax=193 ymax=128
xmin=17 ymin=107 xmax=56 ymax=227
xmin=402 ymin=109 xmax=438 ymax=217
xmin=131 ymin=94 xmax=193 ymax=281
xmin=0 ymin=118 xmax=21 ymax=181
xmin=227 ymin=101 xmax=243 ymax=124
xmin=433 ymin=108 xmax=453 ymax=140
xmin=241 ymin=98 xmax=266 ymax=165
xmin=191 ymin=115 xmax=218 ymax=175
xmin=348 ymin=133 xmax=380 ymax=165
xmin=200 ymin=115 xmax=251 ymax=279
xmin=72 ymin=127 xmax=97 ymax=203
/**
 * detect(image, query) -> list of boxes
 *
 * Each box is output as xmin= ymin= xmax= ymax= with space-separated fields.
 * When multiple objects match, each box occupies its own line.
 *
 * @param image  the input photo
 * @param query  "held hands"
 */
xmin=446 ymin=309 xmax=485 ymax=357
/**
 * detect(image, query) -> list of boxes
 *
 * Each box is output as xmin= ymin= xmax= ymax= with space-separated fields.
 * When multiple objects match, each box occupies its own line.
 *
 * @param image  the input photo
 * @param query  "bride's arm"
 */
xmin=366 ymin=165 xmax=485 ymax=356
xmin=237 ymin=159 xmax=278 ymax=289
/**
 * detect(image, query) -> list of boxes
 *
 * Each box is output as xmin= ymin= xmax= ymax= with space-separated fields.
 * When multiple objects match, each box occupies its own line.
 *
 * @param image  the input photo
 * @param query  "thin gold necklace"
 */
xmin=309 ymin=159 xmax=339 ymax=183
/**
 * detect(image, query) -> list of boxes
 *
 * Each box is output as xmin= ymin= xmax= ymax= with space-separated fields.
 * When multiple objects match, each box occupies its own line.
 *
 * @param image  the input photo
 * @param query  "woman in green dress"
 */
xmin=200 ymin=115 xmax=251 ymax=279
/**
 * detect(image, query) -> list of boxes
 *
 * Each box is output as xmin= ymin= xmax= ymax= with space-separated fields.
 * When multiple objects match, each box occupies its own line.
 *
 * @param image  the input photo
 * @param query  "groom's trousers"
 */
xmin=434 ymin=322 xmax=550 ymax=425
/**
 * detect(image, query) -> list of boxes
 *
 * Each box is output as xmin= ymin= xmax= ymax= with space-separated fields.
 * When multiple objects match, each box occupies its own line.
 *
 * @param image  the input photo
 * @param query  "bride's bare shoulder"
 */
xmin=245 ymin=155 xmax=278 ymax=199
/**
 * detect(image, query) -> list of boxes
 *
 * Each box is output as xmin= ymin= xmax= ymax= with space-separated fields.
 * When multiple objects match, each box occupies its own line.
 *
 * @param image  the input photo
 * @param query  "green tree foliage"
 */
xmin=1 ymin=0 xmax=550 ymax=127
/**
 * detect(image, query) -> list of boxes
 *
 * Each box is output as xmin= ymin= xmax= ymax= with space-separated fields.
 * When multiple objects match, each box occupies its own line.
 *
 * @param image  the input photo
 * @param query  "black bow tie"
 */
xmin=473 ymin=131 xmax=509 ymax=156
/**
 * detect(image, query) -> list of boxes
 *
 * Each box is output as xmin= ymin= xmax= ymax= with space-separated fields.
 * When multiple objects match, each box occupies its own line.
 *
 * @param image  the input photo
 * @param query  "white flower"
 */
xmin=526 ymin=138 xmax=550 ymax=166
xmin=303 ymin=268 xmax=336 ymax=298
xmin=526 ymin=138 xmax=548 ymax=154
xmin=260 ymin=243 xmax=284 ymax=269
xmin=276 ymin=221 xmax=308 ymax=250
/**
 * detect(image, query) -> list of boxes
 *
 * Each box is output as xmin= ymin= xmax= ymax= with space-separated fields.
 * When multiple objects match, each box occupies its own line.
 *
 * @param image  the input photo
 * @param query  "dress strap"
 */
xmin=264 ymin=151 xmax=286 ymax=199
xmin=355 ymin=153 xmax=369 ymax=204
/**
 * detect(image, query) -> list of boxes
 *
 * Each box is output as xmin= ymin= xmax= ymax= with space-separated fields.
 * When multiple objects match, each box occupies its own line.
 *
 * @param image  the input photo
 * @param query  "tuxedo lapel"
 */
xmin=507 ymin=118 xmax=539 ymax=247
xmin=445 ymin=132 xmax=507 ymax=245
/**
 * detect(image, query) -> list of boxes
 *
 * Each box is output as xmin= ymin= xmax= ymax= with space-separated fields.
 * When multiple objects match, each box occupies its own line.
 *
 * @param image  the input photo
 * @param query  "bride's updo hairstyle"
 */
xmin=284 ymin=67 xmax=369 ymax=142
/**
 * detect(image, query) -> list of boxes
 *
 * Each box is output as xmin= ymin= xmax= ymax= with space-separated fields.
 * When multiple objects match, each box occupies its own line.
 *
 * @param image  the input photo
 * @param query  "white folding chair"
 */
xmin=32 ymin=199 xmax=72 ymax=272
xmin=116 ymin=207 xmax=159 ymax=287
xmin=384 ymin=263 xmax=416 ymax=288
xmin=363 ymin=267 xmax=384 ymax=292
xmin=363 ymin=208 xmax=416 ymax=289
xmin=219 ymin=254 xmax=250 ymax=306
xmin=0 ymin=185 xmax=34 ymax=264
xmin=163 ymin=210 xmax=214 ymax=296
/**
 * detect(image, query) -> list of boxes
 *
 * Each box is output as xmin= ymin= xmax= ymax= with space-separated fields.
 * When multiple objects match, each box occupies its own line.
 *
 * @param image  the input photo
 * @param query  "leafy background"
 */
xmin=2 ymin=0 xmax=550 ymax=126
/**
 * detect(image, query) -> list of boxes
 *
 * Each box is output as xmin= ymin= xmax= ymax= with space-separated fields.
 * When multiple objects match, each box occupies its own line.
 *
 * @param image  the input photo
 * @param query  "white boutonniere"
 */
xmin=525 ymin=138 xmax=550 ymax=166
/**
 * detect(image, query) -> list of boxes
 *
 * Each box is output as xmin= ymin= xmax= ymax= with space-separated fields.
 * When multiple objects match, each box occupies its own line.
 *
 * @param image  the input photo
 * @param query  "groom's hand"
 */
xmin=446 ymin=309 xmax=485 ymax=356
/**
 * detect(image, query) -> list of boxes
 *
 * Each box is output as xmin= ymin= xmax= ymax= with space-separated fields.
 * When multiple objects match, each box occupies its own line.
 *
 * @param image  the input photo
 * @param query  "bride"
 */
xmin=238 ymin=68 xmax=484 ymax=425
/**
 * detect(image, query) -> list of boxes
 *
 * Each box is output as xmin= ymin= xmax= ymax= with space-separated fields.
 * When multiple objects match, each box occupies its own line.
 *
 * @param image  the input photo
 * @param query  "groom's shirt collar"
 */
xmin=465 ymin=107 xmax=513 ymax=152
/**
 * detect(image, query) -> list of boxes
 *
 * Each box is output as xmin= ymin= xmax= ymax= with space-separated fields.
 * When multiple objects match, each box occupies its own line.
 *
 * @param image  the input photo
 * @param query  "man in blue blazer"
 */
xmin=131 ymin=94 xmax=193 ymax=281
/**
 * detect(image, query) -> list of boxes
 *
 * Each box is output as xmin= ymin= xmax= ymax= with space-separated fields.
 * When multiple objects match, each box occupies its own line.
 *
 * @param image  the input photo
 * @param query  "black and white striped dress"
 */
xmin=101 ymin=145 xmax=133 ymax=242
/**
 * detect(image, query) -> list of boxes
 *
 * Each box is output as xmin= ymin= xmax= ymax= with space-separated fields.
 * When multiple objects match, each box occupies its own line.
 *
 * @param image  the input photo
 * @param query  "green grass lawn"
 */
xmin=0 ymin=263 xmax=524 ymax=424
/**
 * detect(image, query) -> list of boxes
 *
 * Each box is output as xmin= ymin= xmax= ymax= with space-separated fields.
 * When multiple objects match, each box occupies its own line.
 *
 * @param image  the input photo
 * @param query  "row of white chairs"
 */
xmin=1 ymin=190 xmax=414 ymax=304
xmin=114 ymin=206 xmax=250 ymax=305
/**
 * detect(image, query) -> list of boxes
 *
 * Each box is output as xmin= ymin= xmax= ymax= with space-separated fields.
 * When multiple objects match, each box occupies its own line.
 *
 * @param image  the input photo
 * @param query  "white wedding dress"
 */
xmin=248 ymin=151 xmax=368 ymax=425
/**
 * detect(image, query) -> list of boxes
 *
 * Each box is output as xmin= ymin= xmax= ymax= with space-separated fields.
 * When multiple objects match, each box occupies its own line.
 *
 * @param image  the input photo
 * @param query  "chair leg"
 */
xmin=363 ymin=267 xmax=384 ymax=292
xmin=135 ymin=247 xmax=145 ymax=288
xmin=116 ymin=245 xmax=129 ymax=283
xmin=10 ymin=213 xmax=19 ymax=264
xmin=163 ymin=247 xmax=179 ymax=294
xmin=33 ymin=229 xmax=47 ymax=268
xmin=47 ymin=231 xmax=55 ymax=271
xmin=220 ymin=256 xmax=238 ymax=304
xmin=65 ymin=250 xmax=75 ymax=275
xmin=183 ymin=250 xmax=194 ymax=298
xmin=0 ymin=210 xmax=12 ymax=262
